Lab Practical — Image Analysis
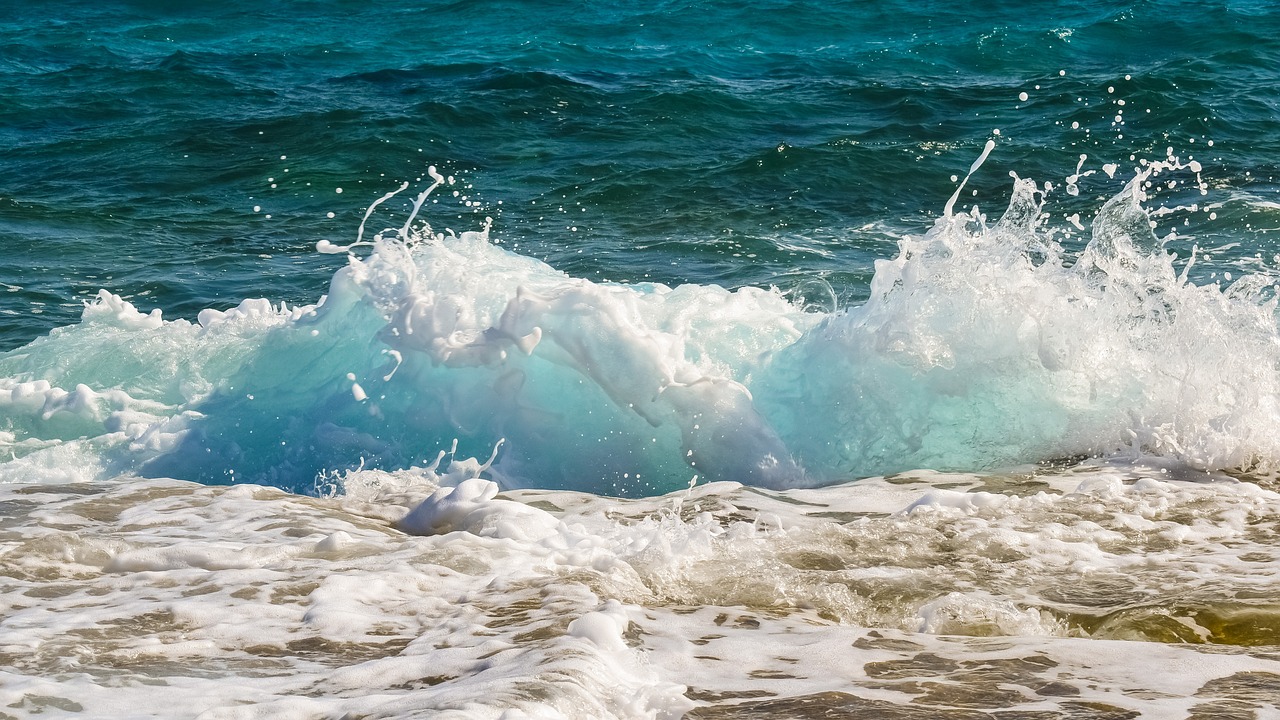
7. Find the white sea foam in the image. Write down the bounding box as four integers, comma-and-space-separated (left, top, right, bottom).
2, 460, 1278, 717
2, 160, 1280, 494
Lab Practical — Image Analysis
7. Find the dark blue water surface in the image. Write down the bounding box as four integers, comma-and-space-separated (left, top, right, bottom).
2, 0, 1280, 350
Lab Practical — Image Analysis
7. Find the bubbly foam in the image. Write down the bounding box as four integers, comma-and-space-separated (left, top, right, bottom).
3, 460, 1278, 717
1, 159, 1279, 494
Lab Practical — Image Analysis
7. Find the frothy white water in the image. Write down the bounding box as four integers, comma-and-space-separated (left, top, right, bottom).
2, 459, 1278, 717
1, 157, 1279, 495
761, 168, 1280, 481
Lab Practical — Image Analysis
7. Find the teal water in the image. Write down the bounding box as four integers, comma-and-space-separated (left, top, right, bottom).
5, 1, 1279, 348
3, 1, 1280, 494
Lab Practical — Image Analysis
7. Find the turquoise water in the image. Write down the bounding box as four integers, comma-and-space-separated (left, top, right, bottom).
4, 1, 1280, 494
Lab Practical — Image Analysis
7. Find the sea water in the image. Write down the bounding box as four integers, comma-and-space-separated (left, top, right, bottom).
3, 1, 1280, 718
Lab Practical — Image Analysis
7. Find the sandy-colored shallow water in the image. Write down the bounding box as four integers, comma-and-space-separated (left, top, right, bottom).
3, 460, 1278, 718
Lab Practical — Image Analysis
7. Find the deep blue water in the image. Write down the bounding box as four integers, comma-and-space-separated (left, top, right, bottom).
4, 0, 1279, 351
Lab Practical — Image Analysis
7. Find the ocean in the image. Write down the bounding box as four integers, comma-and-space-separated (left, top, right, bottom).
3, 1, 1280, 717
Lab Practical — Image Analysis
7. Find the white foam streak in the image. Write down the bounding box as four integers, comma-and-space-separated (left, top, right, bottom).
398, 165, 446, 240
943, 138, 995, 217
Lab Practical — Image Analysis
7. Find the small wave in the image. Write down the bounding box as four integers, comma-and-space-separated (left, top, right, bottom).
2, 155, 1278, 495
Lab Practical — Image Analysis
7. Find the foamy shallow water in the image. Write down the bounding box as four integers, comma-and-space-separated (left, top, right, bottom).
3, 459, 1279, 718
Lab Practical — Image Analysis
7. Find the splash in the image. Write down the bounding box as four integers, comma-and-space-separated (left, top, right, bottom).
759, 157, 1280, 480
1, 156, 1278, 495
